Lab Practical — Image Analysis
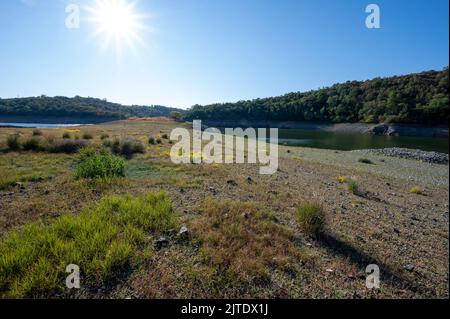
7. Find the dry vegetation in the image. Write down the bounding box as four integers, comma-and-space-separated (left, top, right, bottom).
0, 119, 448, 299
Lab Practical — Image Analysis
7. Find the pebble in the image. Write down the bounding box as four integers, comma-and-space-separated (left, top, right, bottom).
364, 148, 448, 165
404, 264, 415, 272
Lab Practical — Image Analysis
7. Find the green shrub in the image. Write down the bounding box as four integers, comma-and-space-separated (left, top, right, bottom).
156, 138, 162, 145
148, 137, 156, 145
358, 158, 373, 164
62, 132, 71, 139
6, 135, 21, 151
46, 139, 88, 154
0, 192, 174, 298
22, 137, 44, 152
75, 148, 125, 179
296, 202, 325, 235
347, 180, 359, 194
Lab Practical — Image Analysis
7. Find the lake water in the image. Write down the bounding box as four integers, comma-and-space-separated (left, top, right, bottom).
277, 129, 449, 153
219, 128, 448, 154
0, 123, 85, 129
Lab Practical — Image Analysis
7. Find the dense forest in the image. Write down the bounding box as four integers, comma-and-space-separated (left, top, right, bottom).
0, 96, 183, 121
184, 68, 449, 125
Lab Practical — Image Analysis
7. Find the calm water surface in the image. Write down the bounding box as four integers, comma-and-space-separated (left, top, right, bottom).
220, 128, 448, 154
0, 123, 86, 129
278, 129, 449, 153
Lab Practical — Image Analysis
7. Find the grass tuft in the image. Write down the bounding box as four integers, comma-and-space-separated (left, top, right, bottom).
0, 192, 175, 298
358, 158, 374, 164
22, 137, 44, 152
62, 132, 71, 139
6, 135, 21, 151
32, 129, 43, 136
47, 139, 88, 154
347, 180, 359, 194
82, 132, 94, 140
296, 202, 325, 235
108, 138, 146, 158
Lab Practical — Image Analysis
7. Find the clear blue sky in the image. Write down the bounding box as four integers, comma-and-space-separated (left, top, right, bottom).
0, 0, 448, 108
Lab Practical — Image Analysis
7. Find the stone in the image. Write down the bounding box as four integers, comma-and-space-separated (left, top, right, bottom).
154, 237, 169, 250
178, 226, 189, 238
404, 264, 415, 272
227, 180, 238, 186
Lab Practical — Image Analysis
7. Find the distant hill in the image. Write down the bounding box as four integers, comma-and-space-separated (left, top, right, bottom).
184, 68, 449, 125
0, 96, 184, 123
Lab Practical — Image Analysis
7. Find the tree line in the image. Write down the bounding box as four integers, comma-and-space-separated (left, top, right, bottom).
184, 68, 449, 125
0, 96, 183, 120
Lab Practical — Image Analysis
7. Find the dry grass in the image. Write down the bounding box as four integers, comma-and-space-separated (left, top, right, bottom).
191, 200, 306, 283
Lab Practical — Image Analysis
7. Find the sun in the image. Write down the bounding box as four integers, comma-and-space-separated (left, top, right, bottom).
86, 0, 148, 54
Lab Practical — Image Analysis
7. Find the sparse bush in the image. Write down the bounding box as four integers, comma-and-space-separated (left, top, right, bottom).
82, 132, 94, 140
32, 129, 43, 136
22, 137, 44, 152
410, 186, 423, 195
45, 135, 56, 144
148, 137, 156, 145
100, 133, 110, 140
46, 139, 88, 154
347, 180, 359, 194
74, 135, 80, 140
162, 133, 169, 139
358, 158, 373, 164
75, 148, 125, 179
62, 132, 71, 139
102, 139, 113, 148
6, 135, 21, 151
0, 192, 174, 298
107, 138, 146, 158
156, 138, 162, 144
296, 202, 325, 235
110, 138, 121, 154
131, 140, 146, 154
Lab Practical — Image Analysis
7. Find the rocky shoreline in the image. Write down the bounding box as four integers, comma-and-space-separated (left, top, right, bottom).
361, 147, 449, 164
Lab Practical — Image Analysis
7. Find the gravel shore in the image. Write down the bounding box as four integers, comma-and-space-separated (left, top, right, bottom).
362, 148, 449, 165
